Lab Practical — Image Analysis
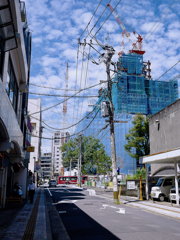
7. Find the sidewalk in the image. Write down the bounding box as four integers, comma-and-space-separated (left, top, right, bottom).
0, 188, 50, 240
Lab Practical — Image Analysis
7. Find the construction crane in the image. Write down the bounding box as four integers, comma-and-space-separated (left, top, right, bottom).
107, 3, 145, 55
62, 63, 69, 143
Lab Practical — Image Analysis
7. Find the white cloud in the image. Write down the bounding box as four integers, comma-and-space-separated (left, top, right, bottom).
24, 0, 180, 153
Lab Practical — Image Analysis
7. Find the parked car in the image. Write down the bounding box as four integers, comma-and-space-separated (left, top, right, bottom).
151, 176, 175, 202
169, 179, 180, 202
49, 180, 57, 188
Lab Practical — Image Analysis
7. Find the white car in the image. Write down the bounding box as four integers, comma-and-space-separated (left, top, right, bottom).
169, 180, 180, 202
151, 176, 175, 202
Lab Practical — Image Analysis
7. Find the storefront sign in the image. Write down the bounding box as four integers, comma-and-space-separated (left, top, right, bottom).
27, 146, 35, 152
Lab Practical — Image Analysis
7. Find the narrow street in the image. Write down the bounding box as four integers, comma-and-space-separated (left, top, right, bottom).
48, 185, 180, 240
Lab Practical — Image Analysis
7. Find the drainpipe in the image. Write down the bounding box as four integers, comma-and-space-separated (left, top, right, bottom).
174, 159, 179, 206
145, 163, 149, 200
2, 167, 7, 208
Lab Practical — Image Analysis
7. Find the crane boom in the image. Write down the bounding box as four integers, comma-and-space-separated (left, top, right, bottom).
107, 3, 145, 55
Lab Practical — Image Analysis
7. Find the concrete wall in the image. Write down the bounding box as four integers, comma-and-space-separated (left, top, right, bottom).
14, 168, 27, 199
149, 98, 180, 175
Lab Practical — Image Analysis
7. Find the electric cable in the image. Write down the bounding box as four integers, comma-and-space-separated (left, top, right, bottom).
30, 91, 103, 131
93, 0, 122, 38
76, 43, 86, 124
29, 92, 99, 97
29, 83, 80, 91
143, 0, 179, 44
79, 0, 103, 39
80, 44, 91, 119
84, 0, 112, 41
29, 78, 113, 116
28, 108, 100, 140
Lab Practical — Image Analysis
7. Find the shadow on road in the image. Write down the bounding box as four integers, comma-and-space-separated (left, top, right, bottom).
56, 202, 121, 240
51, 188, 121, 240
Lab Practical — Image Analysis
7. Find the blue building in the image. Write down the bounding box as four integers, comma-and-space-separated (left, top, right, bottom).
75, 53, 178, 175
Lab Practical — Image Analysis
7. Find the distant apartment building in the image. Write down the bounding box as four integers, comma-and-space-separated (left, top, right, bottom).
51, 131, 70, 177
40, 153, 53, 179
28, 98, 42, 173
0, 0, 32, 208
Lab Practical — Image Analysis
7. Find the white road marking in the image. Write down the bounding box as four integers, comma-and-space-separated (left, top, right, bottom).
52, 199, 78, 205
47, 188, 52, 196
87, 189, 96, 196
100, 204, 125, 214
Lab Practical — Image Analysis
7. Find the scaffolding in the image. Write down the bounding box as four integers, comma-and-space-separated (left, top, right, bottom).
74, 52, 179, 175
112, 53, 178, 115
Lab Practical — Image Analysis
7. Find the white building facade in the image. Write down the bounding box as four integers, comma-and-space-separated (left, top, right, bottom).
40, 153, 53, 180
28, 98, 42, 173
51, 131, 70, 177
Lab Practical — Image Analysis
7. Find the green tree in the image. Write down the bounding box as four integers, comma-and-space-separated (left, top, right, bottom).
124, 113, 150, 161
93, 148, 112, 190
61, 135, 111, 175
61, 138, 79, 169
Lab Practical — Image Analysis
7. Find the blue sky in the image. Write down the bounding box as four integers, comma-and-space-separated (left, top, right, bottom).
24, 0, 180, 152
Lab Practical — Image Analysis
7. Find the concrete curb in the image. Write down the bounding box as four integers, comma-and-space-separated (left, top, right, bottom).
45, 189, 70, 240
44, 189, 52, 240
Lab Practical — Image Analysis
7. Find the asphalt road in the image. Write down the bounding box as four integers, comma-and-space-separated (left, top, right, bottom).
48, 185, 180, 240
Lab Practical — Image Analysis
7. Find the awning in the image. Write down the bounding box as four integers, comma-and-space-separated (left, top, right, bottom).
142, 148, 180, 164
142, 148, 180, 206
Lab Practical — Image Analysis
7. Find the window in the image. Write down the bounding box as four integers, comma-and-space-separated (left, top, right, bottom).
57, 154, 59, 156
0, 47, 5, 79
156, 178, 163, 186
57, 158, 59, 160
6, 59, 18, 113
163, 178, 173, 186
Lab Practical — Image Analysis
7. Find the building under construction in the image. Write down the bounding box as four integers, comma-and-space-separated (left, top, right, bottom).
112, 53, 178, 115
75, 52, 178, 175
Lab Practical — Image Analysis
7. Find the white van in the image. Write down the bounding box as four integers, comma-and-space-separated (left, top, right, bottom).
151, 176, 175, 202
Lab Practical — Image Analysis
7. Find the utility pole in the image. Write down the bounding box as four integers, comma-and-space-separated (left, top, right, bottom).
79, 133, 82, 187
70, 158, 72, 176
76, 133, 83, 187
105, 45, 118, 202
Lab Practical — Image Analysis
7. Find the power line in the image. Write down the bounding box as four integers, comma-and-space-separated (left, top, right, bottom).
29, 92, 99, 97
93, 0, 122, 38
143, 0, 179, 44
156, 60, 180, 81
29, 108, 100, 140
79, 0, 103, 39
30, 102, 100, 131
85, 0, 112, 40
29, 83, 80, 91
29, 78, 112, 116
